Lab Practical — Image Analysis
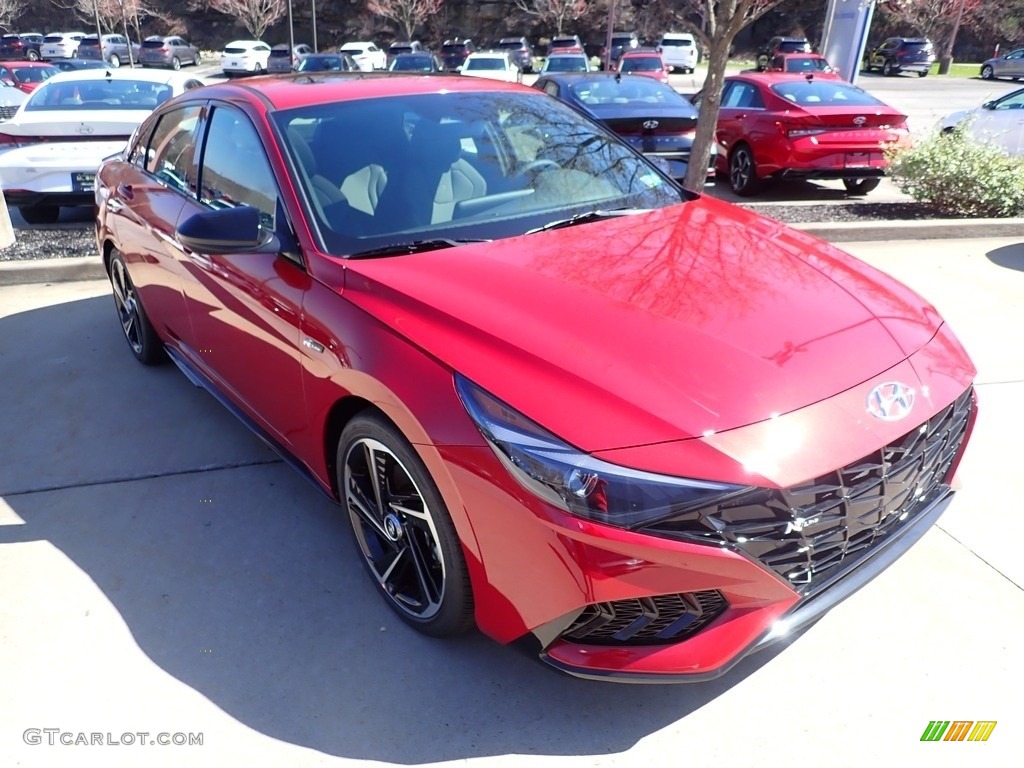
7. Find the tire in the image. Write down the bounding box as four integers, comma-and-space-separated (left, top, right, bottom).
918, 70, 928, 78
27, 49, 40, 61
756, 54, 768, 72
253, 62, 263, 74
109, 53, 120, 68
171, 56, 180, 71
338, 413, 474, 638
843, 178, 881, 195
882, 60, 894, 77
108, 249, 165, 365
193, 53, 202, 67
728, 144, 762, 196
18, 204, 60, 225
981, 64, 994, 80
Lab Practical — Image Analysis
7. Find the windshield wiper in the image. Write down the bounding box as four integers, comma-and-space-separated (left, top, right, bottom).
525, 208, 651, 235
347, 238, 491, 259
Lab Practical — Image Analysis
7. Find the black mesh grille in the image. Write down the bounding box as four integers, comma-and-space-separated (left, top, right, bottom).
563, 590, 727, 645
644, 387, 974, 596
0, 105, 18, 121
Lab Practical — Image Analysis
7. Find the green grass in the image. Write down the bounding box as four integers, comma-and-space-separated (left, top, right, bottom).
927, 61, 983, 78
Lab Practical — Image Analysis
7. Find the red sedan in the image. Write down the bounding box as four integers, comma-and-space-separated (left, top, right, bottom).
0, 61, 59, 93
698, 72, 911, 195
95, 74, 975, 682
617, 50, 670, 83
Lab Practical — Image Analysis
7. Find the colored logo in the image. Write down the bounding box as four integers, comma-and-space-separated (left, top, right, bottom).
921, 721, 997, 742
866, 381, 915, 421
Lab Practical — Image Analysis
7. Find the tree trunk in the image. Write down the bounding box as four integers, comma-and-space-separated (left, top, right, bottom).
937, 55, 953, 75
682, 37, 730, 192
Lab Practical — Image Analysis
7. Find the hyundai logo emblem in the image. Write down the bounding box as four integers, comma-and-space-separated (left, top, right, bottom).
853, 116, 867, 126
76, 124, 94, 135
866, 381, 915, 421
643, 120, 659, 130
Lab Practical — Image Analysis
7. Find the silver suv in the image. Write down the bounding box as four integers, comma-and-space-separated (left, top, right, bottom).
76, 34, 141, 67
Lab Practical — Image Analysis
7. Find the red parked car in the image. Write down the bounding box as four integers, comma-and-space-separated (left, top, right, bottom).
0, 61, 59, 93
696, 72, 911, 195
94, 74, 976, 682
763, 53, 842, 79
616, 50, 670, 83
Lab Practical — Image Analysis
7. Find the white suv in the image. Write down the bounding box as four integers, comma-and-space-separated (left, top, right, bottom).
340, 41, 386, 71
659, 33, 699, 74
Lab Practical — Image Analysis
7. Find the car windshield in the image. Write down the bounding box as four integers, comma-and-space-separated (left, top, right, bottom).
620, 57, 661, 72
550, 40, 578, 49
778, 41, 810, 52
142, 39, 167, 48
784, 58, 832, 73
569, 77, 692, 110
466, 58, 505, 70
11, 67, 56, 82
26, 78, 172, 109
391, 56, 433, 71
498, 41, 523, 49
771, 81, 885, 107
546, 57, 586, 71
298, 56, 346, 71
272, 91, 684, 257
442, 44, 466, 53
661, 39, 692, 48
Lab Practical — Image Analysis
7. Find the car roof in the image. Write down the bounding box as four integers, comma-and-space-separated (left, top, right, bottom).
190, 73, 533, 111
727, 71, 840, 84
620, 50, 661, 57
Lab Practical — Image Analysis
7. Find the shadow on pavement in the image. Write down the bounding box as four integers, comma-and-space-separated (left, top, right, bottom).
985, 242, 1024, 272
0, 296, 789, 762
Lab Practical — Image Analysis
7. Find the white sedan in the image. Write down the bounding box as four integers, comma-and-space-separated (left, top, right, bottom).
221, 40, 272, 76
939, 87, 1024, 155
0, 68, 205, 224
460, 51, 522, 83
339, 41, 386, 71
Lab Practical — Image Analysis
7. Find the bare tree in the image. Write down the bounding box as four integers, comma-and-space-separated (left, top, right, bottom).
205, 0, 288, 40
679, 0, 784, 193
62, 0, 175, 36
0, 0, 27, 33
368, 0, 445, 40
512, 0, 594, 36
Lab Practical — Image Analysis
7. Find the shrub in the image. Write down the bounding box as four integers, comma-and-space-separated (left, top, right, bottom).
886, 126, 1024, 217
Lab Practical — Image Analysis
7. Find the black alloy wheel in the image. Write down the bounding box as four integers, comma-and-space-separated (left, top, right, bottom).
108, 249, 164, 364
339, 414, 474, 637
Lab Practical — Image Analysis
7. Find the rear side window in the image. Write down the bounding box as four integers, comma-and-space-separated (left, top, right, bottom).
144, 105, 203, 195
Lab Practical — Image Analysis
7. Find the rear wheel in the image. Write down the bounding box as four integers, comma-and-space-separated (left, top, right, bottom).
843, 178, 881, 195
729, 144, 762, 196
981, 65, 994, 80
171, 56, 180, 70
18, 204, 60, 225
253, 62, 263, 74
193, 52, 202, 66
882, 60, 894, 76
918, 70, 928, 78
109, 53, 121, 67
338, 413, 474, 638
27, 49, 40, 61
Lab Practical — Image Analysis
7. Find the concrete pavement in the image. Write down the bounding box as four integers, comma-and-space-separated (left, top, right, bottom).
1, 236, 1022, 767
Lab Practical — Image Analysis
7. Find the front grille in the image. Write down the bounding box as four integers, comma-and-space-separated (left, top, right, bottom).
644, 387, 974, 596
0, 105, 17, 121
562, 590, 727, 645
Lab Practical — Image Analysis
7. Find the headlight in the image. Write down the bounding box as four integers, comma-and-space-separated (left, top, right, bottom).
455, 374, 751, 528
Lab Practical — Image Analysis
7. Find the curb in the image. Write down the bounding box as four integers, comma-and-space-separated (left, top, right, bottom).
2, 217, 1023, 286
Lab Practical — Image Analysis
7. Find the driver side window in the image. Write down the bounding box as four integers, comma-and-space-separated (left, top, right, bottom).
198, 106, 280, 228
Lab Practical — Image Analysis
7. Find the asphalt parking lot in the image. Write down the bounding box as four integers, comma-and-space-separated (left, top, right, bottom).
1, 232, 1022, 767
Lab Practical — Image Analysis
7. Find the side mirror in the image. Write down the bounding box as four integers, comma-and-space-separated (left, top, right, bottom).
176, 205, 280, 254
982, 100, 995, 110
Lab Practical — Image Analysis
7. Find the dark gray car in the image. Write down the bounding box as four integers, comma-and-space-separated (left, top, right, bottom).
268, 43, 314, 73
139, 36, 202, 70
76, 34, 141, 67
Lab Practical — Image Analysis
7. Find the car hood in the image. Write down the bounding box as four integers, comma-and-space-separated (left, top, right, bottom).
342, 197, 943, 451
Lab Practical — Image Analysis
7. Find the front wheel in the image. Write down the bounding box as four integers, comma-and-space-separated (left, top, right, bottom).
729, 144, 762, 196
109, 53, 121, 67
18, 204, 60, 225
981, 65, 994, 80
27, 49, 40, 61
108, 249, 164, 365
882, 60, 894, 76
338, 414, 474, 638
918, 70, 928, 78
843, 178, 881, 195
